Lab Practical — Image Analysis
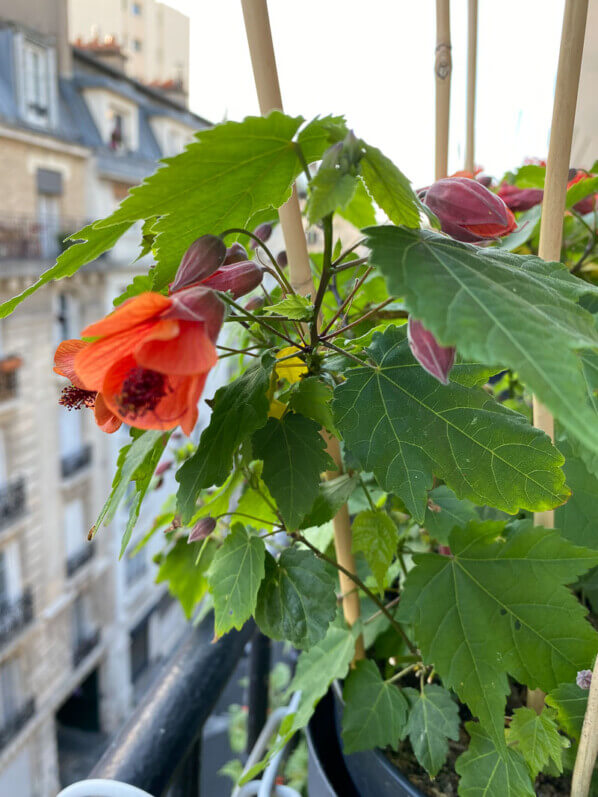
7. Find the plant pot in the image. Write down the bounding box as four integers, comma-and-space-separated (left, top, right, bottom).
330, 680, 425, 797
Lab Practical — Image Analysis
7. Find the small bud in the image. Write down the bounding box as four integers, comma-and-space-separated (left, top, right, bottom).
154, 460, 172, 477
188, 516, 216, 543
245, 296, 265, 312
164, 285, 225, 342
276, 250, 288, 269
438, 545, 452, 556
202, 261, 264, 299
423, 177, 517, 242
171, 235, 226, 292
577, 669, 593, 690
408, 318, 455, 385
497, 183, 543, 212
250, 223, 273, 249
224, 243, 249, 264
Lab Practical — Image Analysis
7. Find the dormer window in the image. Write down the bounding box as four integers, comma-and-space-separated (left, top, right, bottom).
23, 41, 50, 127
108, 107, 131, 153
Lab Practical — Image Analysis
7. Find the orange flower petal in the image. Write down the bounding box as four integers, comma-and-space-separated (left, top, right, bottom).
94, 392, 122, 433
54, 339, 89, 387
81, 292, 172, 339
180, 374, 208, 435
134, 321, 217, 375
74, 320, 177, 391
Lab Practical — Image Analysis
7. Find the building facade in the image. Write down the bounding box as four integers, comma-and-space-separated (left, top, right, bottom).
0, 2, 207, 793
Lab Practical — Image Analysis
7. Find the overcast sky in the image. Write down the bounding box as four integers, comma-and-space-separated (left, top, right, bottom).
166, 1, 565, 187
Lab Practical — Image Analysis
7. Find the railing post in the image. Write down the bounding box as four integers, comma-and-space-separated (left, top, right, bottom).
246, 630, 271, 754
169, 739, 201, 797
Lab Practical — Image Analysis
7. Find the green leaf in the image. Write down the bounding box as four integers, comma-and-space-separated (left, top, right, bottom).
252, 414, 334, 529
333, 326, 568, 523
495, 205, 542, 252
307, 167, 357, 224
398, 520, 598, 742
351, 511, 398, 594
94, 430, 168, 555
207, 524, 266, 635
156, 537, 217, 618
113, 273, 155, 306
300, 473, 359, 530
338, 177, 377, 229
176, 361, 272, 521
424, 485, 479, 545
296, 115, 348, 163
360, 144, 420, 228
505, 707, 566, 778
287, 376, 337, 434
96, 113, 312, 289
255, 548, 337, 649
456, 722, 535, 797
556, 437, 598, 548
546, 683, 588, 742
512, 164, 546, 189
402, 684, 460, 777
341, 660, 408, 753
235, 466, 279, 529
0, 221, 131, 318
364, 225, 598, 458
566, 175, 598, 209
263, 294, 314, 321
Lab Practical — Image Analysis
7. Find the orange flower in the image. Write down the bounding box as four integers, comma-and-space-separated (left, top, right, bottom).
54, 287, 224, 435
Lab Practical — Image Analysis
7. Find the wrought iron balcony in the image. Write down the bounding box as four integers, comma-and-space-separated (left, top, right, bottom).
61, 443, 92, 479
0, 478, 25, 531
0, 589, 33, 648
0, 215, 86, 261
73, 628, 101, 669
66, 544, 95, 577
0, 697, 35, 752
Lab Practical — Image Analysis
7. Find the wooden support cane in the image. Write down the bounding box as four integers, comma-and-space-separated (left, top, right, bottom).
464, 0, 477, 174
435, 0, 452, 180
240, 0, 365, 660
526, 0, 589, 721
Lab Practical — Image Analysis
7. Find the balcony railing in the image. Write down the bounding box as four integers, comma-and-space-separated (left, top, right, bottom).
0, 478, 25, 531
0, 697, 35, 752
61, 443, 92, 479
0, 590, 33, 648
73, 628, 101, 669
0, 215, 86, 261
66, 544, 95, 577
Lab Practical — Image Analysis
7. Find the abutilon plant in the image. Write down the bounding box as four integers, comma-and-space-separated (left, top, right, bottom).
6, 107, 598, 796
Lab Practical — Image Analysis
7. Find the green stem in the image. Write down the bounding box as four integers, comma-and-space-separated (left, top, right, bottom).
218, 293, 303, 349
321, 339, 378, 370
358, 475, 378, 512
322, 297, 396, 341
331, 239, 366, 267
309, 214, 334, 348
320, 267, 373, 337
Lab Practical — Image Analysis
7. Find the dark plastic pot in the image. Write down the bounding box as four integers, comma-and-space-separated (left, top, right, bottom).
330, 680, 425, 797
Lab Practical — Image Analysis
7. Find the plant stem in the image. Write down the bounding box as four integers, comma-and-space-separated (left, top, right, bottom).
321, 340, 378, 370
216, 344, 260, 357
358, 475, 378, 512
322, 297, 396, 341
320, 267, 373, 337
331, 256, 369, 273
309, 214, 334, 348
364, 596, 400, 624
386, 663, 419, 685
216, 511, 277, 527
218, 293, 302, 349
331, 238, 366, 267
220, 226, 292, 291
292, 531, 417, 655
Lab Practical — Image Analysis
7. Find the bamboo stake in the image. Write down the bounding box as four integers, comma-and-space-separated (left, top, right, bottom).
435, 0, 451, 180
464, 0, 477, 174
527, 0, 589, 722
240, 0, 365, 660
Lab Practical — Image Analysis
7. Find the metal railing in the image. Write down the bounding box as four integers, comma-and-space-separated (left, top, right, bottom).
66, 544, 95, 577
73, 628, 101, 669
90, 619, 255, 796
0, 697, 35, 752
61, 443, 92, 479
0, 589, 33, 648
0, 477, 25, 531
0, 215, 86, 260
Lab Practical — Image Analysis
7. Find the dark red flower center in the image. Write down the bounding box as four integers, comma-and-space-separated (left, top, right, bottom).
117, 367, 168, 418
59, 385, 96, 410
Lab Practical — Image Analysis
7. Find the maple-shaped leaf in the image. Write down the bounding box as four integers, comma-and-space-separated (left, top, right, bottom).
505, 707, 566, 779
545, 683, 588, 742
456, 722, 534, 796
402, 684, 460, 777
398, 520, 598, 743
333, 325, 568, 523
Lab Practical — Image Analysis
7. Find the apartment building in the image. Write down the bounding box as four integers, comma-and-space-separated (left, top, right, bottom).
68, 0, 190, 105
0, 1, 208, 793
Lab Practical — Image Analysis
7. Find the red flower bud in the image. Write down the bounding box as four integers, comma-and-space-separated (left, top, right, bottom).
188, 516, 216, 543
202, 261, 264, 299
154, 460, 172, 477
276, 250, 288, 269
171, 235, 226, 293
496, 183, 544, 212
250, 222, 273, 248
568, 170, 597, 215
423, 177, 517, 242
224, 243, 249, 264
408, 317, 455, 385
245, 296, 265, 311
164, 285, 225, 342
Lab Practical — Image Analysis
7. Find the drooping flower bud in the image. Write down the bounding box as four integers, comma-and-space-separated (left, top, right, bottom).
577, 669, 593, 690
171, 235, 226, 292
250, 222, 273, 249
408, 317, 455, 385
224, 243, 249, 264
188, 516, 216, 543
202, 261, 264, 298
568, 170, 597, 215
276, 250, 288, 269
164, 285, 225, 342
245, 296, 265, 312
423, 177, 517, 242
496, 183, 544, 212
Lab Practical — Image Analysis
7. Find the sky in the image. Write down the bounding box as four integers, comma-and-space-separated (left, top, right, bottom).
165, 1, 566, 188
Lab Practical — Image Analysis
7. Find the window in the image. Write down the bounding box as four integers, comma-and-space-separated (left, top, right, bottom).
0, 659, 22, 727
54, 293, 80, 344
133, 39, 142, 52
64, 499, 85, 559
0, 545, 21, 605
132, 2, 142, 15
37, 194, 60, 260
23, 42, 49, 126
108, 107, 132, 153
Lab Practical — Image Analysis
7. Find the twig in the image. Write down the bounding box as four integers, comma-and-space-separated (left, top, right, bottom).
320, 267, 373, 337
321, 297, 396, 341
